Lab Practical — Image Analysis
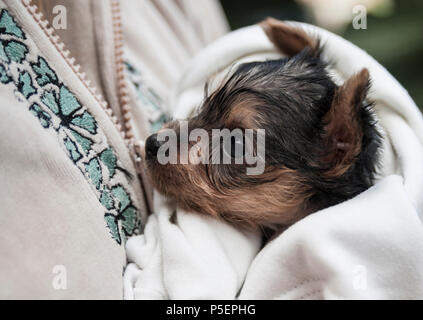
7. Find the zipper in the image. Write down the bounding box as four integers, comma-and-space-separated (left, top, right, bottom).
110, 0, 153, 213
23, 0, 153, 213
110, 0, 133, 141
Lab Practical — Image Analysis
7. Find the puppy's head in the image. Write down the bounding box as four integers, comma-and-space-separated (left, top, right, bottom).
145, 19, 381, 229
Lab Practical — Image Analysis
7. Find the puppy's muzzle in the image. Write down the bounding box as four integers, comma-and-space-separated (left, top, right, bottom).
145, 133, 165, 159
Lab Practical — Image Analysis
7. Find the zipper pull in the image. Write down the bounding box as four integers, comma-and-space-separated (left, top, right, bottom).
130, 140, 154, 216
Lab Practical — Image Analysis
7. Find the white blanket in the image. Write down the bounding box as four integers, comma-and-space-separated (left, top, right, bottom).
123, 23, 423, 299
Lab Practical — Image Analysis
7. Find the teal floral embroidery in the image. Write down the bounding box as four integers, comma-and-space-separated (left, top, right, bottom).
0, 8, 139, 245
42, 85, 83, 119
124, 61, 168, 133
100, 187, 115, 210
70, 130, 93, 154
100, 148, 118, 178
41, 90, 59, 113
58, 85, 82, 116
29, 103, 51, 128
121, 205, 136, 236
112, 185, 131, 212
2, 40, 28, 63
0, 41, 7, 62
104, 214, 122, 244
104, 185, 137, 243
40, 86, 100, 166
0, 10, 25, 39
85, 158, 102, 190
114, 188, 137, 237
31, 56, 57, 86
0, 63, 10, 83
40, 86, 98, 157
70, 111, 96, 134
64, 136, 82, 162
18, 71, 36, 98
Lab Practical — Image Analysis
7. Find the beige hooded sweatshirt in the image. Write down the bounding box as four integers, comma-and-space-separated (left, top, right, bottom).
0, 0, 228, 299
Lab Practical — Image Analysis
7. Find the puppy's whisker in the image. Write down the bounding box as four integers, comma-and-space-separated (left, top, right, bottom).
143, 19, 381, 233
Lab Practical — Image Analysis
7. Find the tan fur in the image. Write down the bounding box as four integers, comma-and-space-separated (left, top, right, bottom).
146, 21, 371, 231
323, 69, 369, 178
148, 158, 312, 230
146, 20, 323, 230
260, 18, 318, 55
225, 97, 264, 129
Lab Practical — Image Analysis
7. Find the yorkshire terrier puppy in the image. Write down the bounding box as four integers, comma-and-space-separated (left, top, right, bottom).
144, 18, 381, 230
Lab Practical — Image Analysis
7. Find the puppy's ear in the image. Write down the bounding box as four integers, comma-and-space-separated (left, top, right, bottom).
322, 68, 370, 176
260, 18, 318, 56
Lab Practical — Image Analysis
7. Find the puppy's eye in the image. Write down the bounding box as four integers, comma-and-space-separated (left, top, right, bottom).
223, 135, 245, 159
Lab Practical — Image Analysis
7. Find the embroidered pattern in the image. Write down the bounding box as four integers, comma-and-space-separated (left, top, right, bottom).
124, 61, 169, 133
0, 8, 139, 245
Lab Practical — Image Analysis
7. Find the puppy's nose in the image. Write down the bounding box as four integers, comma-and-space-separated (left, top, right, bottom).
145, 133, 163, 158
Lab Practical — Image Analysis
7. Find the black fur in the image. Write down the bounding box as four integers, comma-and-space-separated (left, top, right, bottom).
193, 47, 382, 211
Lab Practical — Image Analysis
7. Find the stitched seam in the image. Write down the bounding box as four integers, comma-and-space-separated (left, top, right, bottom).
277, 278, 322, 296
298, 289, 322, 300
0, 6, 139, 245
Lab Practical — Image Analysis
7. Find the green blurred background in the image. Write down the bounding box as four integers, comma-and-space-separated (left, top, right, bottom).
220, 0, 423, 109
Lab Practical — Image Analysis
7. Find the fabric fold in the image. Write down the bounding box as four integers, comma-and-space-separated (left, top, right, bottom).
124, 22, 423, 299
